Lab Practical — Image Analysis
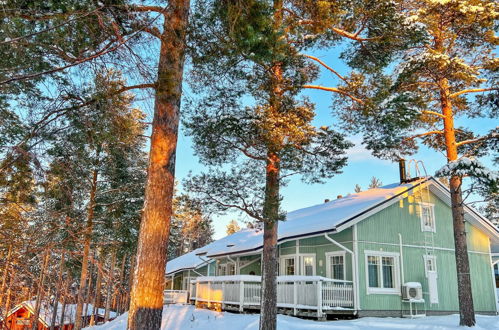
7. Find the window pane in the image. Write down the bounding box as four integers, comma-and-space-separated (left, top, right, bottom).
382, 257, 394, 288
422, 205, 434, 229
304, 257, 314, 276
368, 256, 379, 288
331, 255, 344, 280
285, 258, 295, 275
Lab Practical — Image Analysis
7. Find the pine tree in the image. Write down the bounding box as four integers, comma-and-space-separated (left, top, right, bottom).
168, 194, 214, 259
186, 1, 412, 328
354, 184, 362, 193
226, 220, 241, 235
335, 0, 498, 326
368, 177, 383, 189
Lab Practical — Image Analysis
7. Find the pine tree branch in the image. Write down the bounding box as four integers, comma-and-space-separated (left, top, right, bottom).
407, 130, 443, 140
0, 9, 102, 45
303, 85, 364, 104
142, 26, 162, 39
421, 110, 445, 119
124, 5, 168, 14
449, 87, 498, 98
331, 27, 376, 42
456, 130, 498, 147
301, 54, 349, 84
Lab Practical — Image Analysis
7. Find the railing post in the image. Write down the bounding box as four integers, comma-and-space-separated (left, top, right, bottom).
292, 280, 297, 316
208, 281, 211, 308
221, 281, 226, 310
317, 280, 323, 319
195, 281, 199, 307
239, 281, 244, 312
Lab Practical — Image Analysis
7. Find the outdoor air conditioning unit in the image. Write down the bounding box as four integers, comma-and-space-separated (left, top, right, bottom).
402, 282, 423, 300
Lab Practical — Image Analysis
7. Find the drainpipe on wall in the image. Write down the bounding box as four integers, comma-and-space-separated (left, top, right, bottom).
399, 233, 405, 285
324, 233, 359, 312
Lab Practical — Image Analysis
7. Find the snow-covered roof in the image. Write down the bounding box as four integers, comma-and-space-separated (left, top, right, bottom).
166, 248, 210, 275
7, 301, 117, 327
166, 177, 499, 274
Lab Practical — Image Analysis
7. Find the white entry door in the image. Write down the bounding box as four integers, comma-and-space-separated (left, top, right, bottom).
424, 255, 439, 304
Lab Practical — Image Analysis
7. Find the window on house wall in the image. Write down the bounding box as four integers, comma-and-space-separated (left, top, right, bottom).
326, 252, 345, 280
228, 263, 236, 275
280, 257, 296, 275
423, 255, 437, 275
365, 251, 400, 294
218, 264, 227, 276
303, 256, 314, 276
420, 203, 436, 232
300, 255, 316, 276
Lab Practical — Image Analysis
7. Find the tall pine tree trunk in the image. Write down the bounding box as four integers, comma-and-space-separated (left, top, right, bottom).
105, 251, 116, 323
50, 253, 65, 330
440, 77, 475, 326
259, 152, 280, 330
127, 1, 190, 329
0, 245, 12, 309
31, 250, 50, 330
75, 168, 99, 330
259, 3, 283, 328
90, 253, 103, 326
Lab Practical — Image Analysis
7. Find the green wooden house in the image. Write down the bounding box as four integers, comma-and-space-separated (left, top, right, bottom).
165, 176, 498, 318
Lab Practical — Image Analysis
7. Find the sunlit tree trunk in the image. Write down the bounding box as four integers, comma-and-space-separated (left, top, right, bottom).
31, 250, 50, 330
90, 254, 103, 326
259, 151, 280, 330
0, 245, 12, 309
105, 251, 116, 323
259, 2, 283, 328
439, 76, 475, 326
75, 168, 99, 330
50, 253, 65, 330
127, 1, 190, 329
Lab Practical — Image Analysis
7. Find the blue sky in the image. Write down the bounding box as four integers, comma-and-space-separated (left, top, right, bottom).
172, 48, 496, 240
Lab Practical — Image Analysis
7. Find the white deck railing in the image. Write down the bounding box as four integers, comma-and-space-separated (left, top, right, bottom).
189, 275, 353, 318
164, 290, 189, 304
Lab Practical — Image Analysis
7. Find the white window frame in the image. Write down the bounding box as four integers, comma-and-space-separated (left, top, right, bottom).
364, 250, 401, 295
419, 202, 436, 232
279, 255, 297, 276
300, 253, 316, 276
325, 251, 346, 280
217, 264, 227, 276
423, 255, 437, 277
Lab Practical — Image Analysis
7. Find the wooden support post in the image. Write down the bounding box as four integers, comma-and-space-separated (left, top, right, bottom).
239, 281, 244, 312
293, 281, 297, 316
317, 280, 323, 319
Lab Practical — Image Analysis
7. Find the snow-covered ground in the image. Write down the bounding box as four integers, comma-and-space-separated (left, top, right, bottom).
85, 305, 499, 330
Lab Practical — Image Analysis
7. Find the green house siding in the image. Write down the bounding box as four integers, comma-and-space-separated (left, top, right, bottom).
240, 255, 261, 275
356, 190, 496, 313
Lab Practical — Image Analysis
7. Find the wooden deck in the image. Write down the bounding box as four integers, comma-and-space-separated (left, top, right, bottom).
188, 275, 354, 319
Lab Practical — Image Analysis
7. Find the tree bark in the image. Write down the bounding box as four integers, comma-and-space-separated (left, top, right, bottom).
127, 1, 190, 329
83, 260, 94, 328
75, 168, 99, 330
59, 282, 68, 328
125, 257, 135, 311
31, 250, 50, 330
90, 253, 103, 326
0, 245, 12, 309
105, 251, 116, 323
50, 253, 65, 330
440, 77, 475, 326
259, 2, 283, 328
259, 152, 280, 330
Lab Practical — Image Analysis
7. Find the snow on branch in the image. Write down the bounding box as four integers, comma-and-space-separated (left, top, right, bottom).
436, 157, 499, 190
